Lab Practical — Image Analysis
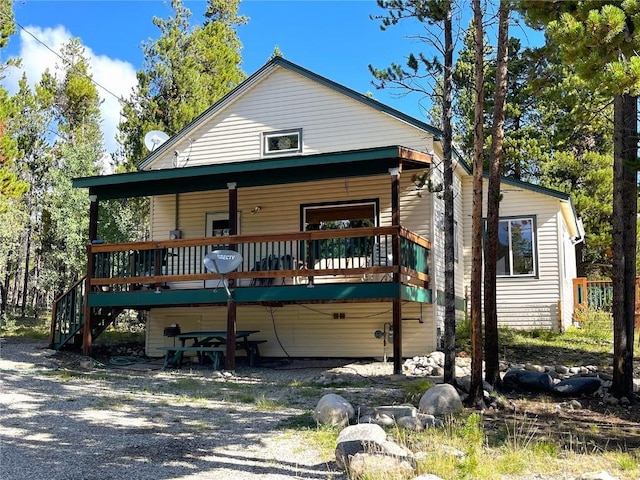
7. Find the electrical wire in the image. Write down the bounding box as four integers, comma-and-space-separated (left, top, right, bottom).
267, 306, 291, 360
11, 19, 127, 105
298, 301, 410, 319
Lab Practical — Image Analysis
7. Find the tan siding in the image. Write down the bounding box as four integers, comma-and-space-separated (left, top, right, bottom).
461, 177, 575, 330
151, 175, 413, 242
147, 69, 434, 170
147, 302, 435, 358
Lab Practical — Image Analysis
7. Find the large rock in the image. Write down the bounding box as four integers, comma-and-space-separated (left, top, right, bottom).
347, 452, 415, 480
418, 383, 463, 416
552, 377, 602, 396
312, 393, 354, 427
456, 375, 493, 394
502, 369, 554, 392
335, 424, 413, 470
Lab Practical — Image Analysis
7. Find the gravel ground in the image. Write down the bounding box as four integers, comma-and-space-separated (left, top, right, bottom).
0, 339, 402, 480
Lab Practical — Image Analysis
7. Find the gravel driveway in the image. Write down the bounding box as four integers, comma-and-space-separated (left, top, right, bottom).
0, 339, 400, 480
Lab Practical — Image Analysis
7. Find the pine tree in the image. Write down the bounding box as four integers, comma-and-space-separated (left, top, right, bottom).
483, 0, 510, 389
370, 0, 458, 383
520, 0, 640, 399
38, 39, 104, 297
118, 0, 246, 168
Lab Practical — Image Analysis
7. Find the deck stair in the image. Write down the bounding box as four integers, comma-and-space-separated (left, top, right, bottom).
50, 276, 124, 350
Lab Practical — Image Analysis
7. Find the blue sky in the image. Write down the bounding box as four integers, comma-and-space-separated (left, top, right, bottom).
4, 1, 537, 155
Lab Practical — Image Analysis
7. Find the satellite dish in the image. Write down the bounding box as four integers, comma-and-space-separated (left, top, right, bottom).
204, 250, 243, 274
204, 250, 243, 298
144, 130, 170, 152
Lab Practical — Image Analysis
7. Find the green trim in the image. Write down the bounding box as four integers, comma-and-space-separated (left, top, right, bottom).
74, 146, 411, 200
236, 283, 399, 302
435, 290, 466, 311
500, 176, 571, 201
88, 283, 413, 307
89, 289, 230, 307
401, 286, 432, 303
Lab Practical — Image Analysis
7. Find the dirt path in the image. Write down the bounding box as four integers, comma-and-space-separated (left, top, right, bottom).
0, 339, 357, 480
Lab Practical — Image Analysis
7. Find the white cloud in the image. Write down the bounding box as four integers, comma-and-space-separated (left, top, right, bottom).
4, 25, 138, 156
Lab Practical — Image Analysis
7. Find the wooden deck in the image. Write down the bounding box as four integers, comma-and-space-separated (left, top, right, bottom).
88, 226, 431, 297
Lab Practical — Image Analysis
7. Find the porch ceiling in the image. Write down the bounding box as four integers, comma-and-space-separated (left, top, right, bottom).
73, 146, 431, 200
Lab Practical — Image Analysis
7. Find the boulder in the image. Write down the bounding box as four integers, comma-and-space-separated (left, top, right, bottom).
336, 423, 387, 445
418, 413, 444, 428
335, 424, 413, 470
575, 472, 619, 480
418, 383, 463, 415
396, 415, 423, 431
359, 412, 395, 427
312, 393, 354, 427
502, 369, 554, 392
347, 452, 415, 480
456, 375, 493, 394
552, 377, 602, 396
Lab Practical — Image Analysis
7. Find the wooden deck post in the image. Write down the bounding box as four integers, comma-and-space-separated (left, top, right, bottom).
82, 195, 99, 356
390, 167, 403, 374
226, 182, 238, 370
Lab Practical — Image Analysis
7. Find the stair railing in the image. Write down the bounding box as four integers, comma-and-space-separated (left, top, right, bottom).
49, 276, 86, 350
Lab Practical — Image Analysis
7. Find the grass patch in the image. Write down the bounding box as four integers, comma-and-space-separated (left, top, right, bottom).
0, 314, 49, 339
402, 377, 433, 403
254, 394, 283, 410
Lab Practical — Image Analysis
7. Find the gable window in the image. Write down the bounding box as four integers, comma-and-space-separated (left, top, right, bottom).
497, 217, 536, 277
263, 129, 302, 155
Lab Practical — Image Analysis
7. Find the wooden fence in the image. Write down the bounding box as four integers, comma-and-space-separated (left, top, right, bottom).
573, 277, 640, 328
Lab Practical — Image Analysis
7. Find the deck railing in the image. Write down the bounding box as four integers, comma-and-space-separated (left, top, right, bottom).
89, 226, 430, 291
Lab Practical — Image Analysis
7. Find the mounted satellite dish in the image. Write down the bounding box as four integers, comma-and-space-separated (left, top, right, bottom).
204, 250, 243, 298
144, 130, 170, 152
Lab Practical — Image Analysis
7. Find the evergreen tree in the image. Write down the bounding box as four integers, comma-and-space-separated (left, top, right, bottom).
520, 0, 640, 398
118, 0, 246, 169
0, 0, 27, 210
484, 0, 510, 389
38, 39, 104, 297
468, 0, 485, 406
370, 0, 458, 382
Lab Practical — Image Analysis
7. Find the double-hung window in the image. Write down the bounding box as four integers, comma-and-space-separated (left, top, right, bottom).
497, 217, 536, 277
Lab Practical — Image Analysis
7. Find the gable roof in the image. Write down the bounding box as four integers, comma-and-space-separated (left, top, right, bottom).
138, 57, 445, 170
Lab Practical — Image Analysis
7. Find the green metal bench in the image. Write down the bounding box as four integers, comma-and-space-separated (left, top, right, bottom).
157, 346, 225, 370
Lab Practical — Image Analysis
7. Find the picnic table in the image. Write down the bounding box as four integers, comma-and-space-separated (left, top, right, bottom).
158, 330, 266, 369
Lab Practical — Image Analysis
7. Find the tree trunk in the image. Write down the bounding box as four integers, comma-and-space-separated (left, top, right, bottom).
0, 250, 11, 316
484, 0, 510, 388
20, 207, 32, 321
442, 1, 456, 386
468, 0, 485, 406
611, 93, 638, 398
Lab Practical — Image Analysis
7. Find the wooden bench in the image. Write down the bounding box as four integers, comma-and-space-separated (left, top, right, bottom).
157, 346, 225, 370
235, 340, 267, 367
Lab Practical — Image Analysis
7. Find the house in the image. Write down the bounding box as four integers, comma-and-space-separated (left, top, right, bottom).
51, 58, 584, 373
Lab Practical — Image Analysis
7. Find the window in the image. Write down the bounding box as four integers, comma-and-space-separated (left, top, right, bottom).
263, 129, 302, 155
301, 200, 378, 261
205, 212, 241, 243
497, 217, 536, 277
